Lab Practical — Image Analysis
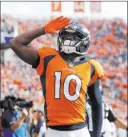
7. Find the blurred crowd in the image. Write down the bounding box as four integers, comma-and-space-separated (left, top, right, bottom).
1, 15, 127, 122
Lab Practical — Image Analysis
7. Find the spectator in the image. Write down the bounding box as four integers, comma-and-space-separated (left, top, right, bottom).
2, 108, 28, 137
32, 110, 46, 137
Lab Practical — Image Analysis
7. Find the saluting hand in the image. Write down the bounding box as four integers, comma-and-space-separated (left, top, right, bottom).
43, 16, 70, 34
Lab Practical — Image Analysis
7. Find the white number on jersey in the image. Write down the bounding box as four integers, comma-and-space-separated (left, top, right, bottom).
54, 72, 82, 101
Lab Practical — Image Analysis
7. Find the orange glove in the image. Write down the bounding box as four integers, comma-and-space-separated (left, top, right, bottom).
43, 16, 70, 34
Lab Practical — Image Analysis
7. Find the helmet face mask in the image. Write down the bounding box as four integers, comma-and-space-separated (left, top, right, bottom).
58, 31, 81, 48
58, 21, 91, 55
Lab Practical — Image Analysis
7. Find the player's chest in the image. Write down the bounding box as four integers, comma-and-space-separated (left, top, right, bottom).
45, 55, 91, 85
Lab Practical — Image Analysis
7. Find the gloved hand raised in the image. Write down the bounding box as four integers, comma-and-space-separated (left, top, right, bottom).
43, 16, 70, 34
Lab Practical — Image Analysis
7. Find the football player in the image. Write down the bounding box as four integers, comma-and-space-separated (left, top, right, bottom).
9, 16, 103, 137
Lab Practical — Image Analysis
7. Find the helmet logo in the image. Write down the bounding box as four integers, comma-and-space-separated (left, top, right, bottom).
64, 40, 70, 45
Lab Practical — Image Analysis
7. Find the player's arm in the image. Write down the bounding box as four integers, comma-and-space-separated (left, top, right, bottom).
9, 28, 45, 66
9, 16, 70, 66
107, 107, 127, 129
114, 118, 127, 129
87, 79, 103, 137
0, 43, 11, 50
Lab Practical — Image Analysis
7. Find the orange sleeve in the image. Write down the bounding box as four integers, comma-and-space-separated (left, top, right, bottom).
35, 47, 57, 76
89, 59, 104, 86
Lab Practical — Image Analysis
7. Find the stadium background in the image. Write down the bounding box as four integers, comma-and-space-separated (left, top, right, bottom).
1, 1, 127, 137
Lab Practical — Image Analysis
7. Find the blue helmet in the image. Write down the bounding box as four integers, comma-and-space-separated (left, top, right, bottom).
58, 21, 91, 55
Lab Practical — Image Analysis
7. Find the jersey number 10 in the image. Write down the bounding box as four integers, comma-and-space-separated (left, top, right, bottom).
54, 72, 82, 101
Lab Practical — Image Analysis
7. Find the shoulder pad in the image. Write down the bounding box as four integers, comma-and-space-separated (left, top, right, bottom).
90, 59, 104, 78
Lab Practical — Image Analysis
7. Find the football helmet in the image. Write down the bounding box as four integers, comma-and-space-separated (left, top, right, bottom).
57, 21, 91, 55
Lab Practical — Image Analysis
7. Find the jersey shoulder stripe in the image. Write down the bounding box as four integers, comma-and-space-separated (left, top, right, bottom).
36, 47, 58, 75
89, 59, 104, 86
